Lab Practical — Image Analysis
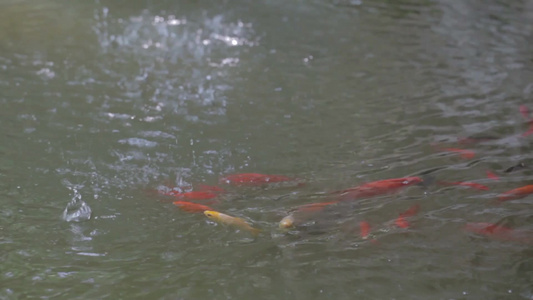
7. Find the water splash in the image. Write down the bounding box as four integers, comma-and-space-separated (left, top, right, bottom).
62, 182, 92, 222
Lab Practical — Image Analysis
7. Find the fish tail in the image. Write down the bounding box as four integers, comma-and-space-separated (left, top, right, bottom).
249, 227, 262, 236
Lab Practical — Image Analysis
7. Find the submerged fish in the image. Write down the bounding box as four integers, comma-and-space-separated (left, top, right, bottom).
464, 222, 532, 244
519, 105, 533, 137
173, 201, 213, 213
196, 184, 226, 193
394, 204, 420, 228
279, 214, 296, 229
457, 136, 499, 145
438, 181, 490, 191
486, 170, 500, 181
335, 176, 423, 201
204, 210, 261, 236
279, 201, 339, 229
497, 184, 533, 202
167, 191, 219, 200
293, 201, 339, 213
439, 148, 476, 159
520, 105, 531, 120
359, 221, 371, 239
219, 173, 298, 186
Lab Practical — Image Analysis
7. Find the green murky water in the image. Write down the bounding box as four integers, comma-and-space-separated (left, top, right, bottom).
1, 0, 533, 299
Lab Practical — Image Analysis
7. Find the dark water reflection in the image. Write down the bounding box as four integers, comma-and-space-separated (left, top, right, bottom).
1, 0, 533, 299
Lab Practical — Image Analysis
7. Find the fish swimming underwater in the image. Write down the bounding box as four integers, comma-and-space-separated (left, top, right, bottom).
486, 170, 500, 181
394, 204, 420, 228
335, 176, 423, 201
464, 222, 532, 244
439, 148, 476, 159
437, 181, 490, 191
497, 184, 533, 202
173, 201, 213, 213
204, 210, 261, 236
166, 191, 219, 201
219, 173, 299, 186
278, 201, 340, 229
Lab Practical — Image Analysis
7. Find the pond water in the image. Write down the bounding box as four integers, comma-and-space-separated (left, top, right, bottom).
1, 0, 533, 299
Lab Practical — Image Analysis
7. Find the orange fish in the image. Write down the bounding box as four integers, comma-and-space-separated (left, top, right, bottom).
497, 184, 533, 202
394, 204, 420, 228
440, 148, 476, 159
359, 221, 371, 239
219, 173, 297, 186
464, 222, 532, 244
438, 181, 490, 191
486, 170, 500, 181
335, 176, 423, 201
173, 201, 213, 213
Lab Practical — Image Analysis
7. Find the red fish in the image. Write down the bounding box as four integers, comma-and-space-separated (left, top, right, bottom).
336, 176, 423, 201
438, 181, 490, 191
173, 201, 213, 213
486, 171, 500, 181
219, 173, 297, 186
464, 222, 532, 244
359, 221, 371, 239
497, 184, 533, 202
395, 204, 420, 228
295, 201, 339, 213
439, 148, 476, 159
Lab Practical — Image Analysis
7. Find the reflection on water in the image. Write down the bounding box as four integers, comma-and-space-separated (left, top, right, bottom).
1, 0, 533, 299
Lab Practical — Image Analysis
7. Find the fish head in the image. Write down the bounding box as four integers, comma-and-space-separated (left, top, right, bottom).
279, 215, 295, 229
204, 210, 220, 220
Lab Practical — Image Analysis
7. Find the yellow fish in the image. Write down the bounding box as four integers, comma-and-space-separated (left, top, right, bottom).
204, 210, 261, 236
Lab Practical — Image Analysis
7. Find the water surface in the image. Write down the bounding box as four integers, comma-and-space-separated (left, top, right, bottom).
1, 0, 533, 299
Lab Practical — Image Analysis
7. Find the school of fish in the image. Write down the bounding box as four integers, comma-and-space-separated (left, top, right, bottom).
151, 105, 533, 244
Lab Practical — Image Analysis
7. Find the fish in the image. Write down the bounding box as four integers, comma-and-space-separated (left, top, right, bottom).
278, 201, 339, 229
219, 173, 298, 186
464, 222, 532, 244
335, 176, 423, 201
522, 124, 533, 137
359, 221, 371, 239
173, 201, 213, 213
457, 136, 499, 145
486, 170, 500, 181
497, 184, 533, 202
504, 162, 528, 173
520, 105, 533, 136
167, 191, 219, 200
437, 181, 490, 191
293, 201, 339, 213
394, 204, 420, 228
196, 184, 226, 193
279, 214, 296, 229
519, 105, 531, 120
204, 210, 261, 236
439, 148, 476, 159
